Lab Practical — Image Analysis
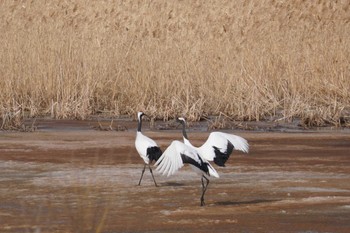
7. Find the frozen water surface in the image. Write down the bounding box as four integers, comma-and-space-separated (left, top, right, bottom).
0, 124, 350, 232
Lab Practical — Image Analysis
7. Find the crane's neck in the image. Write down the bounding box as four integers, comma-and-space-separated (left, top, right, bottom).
137, 116, 142, 132
181, 122, 189, 140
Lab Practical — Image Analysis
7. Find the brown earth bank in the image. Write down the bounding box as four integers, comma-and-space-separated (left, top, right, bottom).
0, 120, 350, 233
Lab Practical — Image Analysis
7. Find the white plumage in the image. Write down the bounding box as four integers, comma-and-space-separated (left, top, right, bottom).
135, 132, 159, 164
135, 112, 162, 186
155, 140, 219, 206
155, 140, 219, 178
178, 117, 249, 167
155, 117, 249, 206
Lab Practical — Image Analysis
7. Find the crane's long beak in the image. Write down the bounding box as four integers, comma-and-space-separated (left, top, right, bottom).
142, 113, 150, 120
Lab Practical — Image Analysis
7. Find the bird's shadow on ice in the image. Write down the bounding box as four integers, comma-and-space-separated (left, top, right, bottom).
161, 181, 186, 187
215, 199, 279, 206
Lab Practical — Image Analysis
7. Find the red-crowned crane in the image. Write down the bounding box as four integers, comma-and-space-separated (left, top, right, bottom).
177, 117, 249, 167
155, 140, 219, 206
135, 112, 162, 187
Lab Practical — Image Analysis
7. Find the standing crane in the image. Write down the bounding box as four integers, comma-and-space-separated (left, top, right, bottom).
135, 112, 162, 186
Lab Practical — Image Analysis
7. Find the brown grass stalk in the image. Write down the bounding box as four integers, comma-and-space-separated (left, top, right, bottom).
1, 0, 349, 127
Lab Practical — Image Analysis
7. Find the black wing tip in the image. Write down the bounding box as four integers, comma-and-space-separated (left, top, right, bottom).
212, 141, 234, 166
213, 157, 226, 167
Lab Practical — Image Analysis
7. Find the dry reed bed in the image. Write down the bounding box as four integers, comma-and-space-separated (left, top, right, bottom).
0, 0, 349, 128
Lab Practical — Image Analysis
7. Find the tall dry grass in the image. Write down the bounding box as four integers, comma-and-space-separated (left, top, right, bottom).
1, 0, 349, 128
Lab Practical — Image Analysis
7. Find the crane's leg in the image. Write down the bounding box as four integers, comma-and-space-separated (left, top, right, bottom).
200, 176, 210, 206
138, 164, 147, 186
148, 164, 158, 187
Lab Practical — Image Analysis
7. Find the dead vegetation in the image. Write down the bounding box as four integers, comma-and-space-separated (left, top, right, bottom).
0, 0, 349, 128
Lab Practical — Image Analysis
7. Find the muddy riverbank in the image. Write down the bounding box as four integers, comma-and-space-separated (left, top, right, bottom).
0, 120, 350, 232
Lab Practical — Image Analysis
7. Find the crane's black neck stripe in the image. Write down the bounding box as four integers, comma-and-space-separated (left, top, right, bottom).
137, 117, 142, 132
181, 153, 209, 175
181, 122, 189, 140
